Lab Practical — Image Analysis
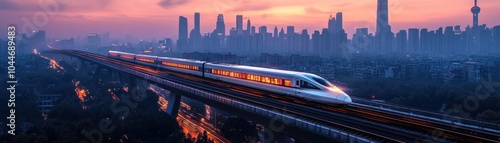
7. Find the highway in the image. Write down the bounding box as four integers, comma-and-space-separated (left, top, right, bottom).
51, 50, 500, 143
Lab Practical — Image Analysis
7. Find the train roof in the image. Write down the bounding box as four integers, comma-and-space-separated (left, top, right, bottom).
136, 54, 159, 58
207, 63, 320, 78
157, 56, 206, 63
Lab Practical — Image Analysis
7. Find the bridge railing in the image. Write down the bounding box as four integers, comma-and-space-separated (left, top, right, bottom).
352, 97, 500, 133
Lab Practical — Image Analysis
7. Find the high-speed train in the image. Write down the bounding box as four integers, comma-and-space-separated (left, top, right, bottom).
108, 51, 352, 105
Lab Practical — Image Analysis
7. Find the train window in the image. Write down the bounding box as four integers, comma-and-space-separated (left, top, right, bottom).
162, 62, 199, 71
311, 77, 333, 88
284, 80, 291, 87
300, 81, 320, 90
137, 58, 155, 63
212, 68, 291, 87
121, 55, 134, 60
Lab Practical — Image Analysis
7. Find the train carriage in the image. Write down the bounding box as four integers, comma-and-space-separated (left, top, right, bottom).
157, 57, 204, 76
108, 51, 136, 62
204, 63, 352, 105
135, 54, 159, 67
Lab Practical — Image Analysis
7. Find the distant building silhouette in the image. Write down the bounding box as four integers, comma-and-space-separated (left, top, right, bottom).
376, 0, 390, 35
189, 13, 202, 52
408, 28, 419, 53
177, 16, 188, 51
328, 15, 336, 33
87, 33, 101, 48
246, 19, 251, 35
471, 0, 481, 27
236, 15, 243, 35
214, 14, 225, 36
335, 12, 343, 32
396, 30, 407, 53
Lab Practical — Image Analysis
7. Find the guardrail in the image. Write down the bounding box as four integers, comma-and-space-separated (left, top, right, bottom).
352, 97, 500, 134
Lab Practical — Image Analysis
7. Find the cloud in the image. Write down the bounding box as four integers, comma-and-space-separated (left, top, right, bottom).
55, 14, 89, 20
304, 7, 328, 14
229, 4, 272, 12
0, 0, 41, 11
158, 0, 191, 8
59, 0, 113, 12
0, 0, 16, 10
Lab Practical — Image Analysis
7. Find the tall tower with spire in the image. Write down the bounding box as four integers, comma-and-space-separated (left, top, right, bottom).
376, 0, 390, 35
471, 0, 481, 27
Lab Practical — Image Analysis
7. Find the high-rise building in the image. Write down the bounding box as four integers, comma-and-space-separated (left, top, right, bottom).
396, 30, 407, 53
493, 26, 500, 54
247, 19, 251, 31
273, 26, 278, 38
194, 12, 200, 33
312, 30, 322, 54
408, 28, 419, 52
178, 16, 188, 51
236, 15, 243, 35
321, 28, 331, 55
259, 26, 267, 34
251, 26, 256, 35
435, 27, 444, 53
178, 16, 188, 40
335, 12, 343, 32
420, 28, 431, 52
215, 14, 225, 36
443, 26, 455, 53
189, 13, 202, 51
328, 15, 336, 33
87, 33, 101, 48
287, 26, 295, 35
353, 28, 370, 51
471, 0, 481, 27
376, 0, 390, 35
279, 28, 285, 38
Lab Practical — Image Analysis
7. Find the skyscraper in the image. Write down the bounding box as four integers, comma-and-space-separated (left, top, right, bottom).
273, 26, 278, 38
251, 26, 256, 35
189, 13, 202, 51
396, 30, 407, 53
420, 28, 429, 52
178, 16, 188, 51
376, 0, 390, 35
178, 16, 188, 40
247, 19, 251, 32
471, 0, 481, 27
194, 12, 200, 33
335, 12, 343, 32
493, 26, 500, 54
328, 15, 336, 33
236, 15, 243, 35
408, 28, 419, 53
287, 26, 295, 35
215, 14, 225, 36
259, 26, 267, 34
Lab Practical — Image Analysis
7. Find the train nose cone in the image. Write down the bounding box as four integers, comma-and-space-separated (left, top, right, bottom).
343, 95, 352, 103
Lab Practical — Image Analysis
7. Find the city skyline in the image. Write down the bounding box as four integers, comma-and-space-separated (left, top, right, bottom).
1, 0, 500, 39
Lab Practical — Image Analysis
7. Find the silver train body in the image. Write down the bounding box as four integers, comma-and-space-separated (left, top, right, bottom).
108, 51, 352, 105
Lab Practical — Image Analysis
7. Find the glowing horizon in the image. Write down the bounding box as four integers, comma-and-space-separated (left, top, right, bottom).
1, 0, 499, 39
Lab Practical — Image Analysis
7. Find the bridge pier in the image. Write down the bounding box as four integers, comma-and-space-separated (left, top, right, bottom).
79, 60, 89, 77
166, 92, 181, 118
118, 72, 128, 86
91, 65, 104, 84
263, 127, 294, 143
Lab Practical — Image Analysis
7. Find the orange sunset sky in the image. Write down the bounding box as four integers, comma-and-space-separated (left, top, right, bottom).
1, 0, 500, 40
